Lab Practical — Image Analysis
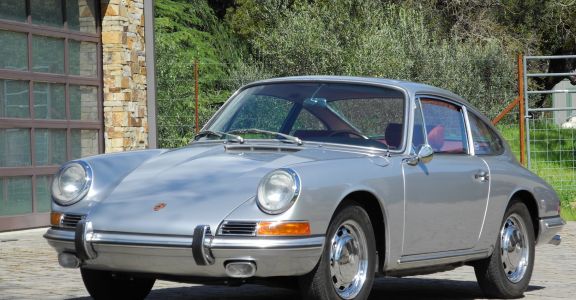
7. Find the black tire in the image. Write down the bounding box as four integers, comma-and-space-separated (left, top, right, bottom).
299, 204, 376, 300
474, 200, 535, 299
81, 268, 155, 300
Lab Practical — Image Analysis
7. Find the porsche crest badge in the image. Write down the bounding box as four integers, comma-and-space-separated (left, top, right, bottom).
153, 202, 167, 211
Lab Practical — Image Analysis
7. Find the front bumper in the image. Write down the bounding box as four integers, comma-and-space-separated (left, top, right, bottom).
537, 215, 565, 246
44, 226, 324, 278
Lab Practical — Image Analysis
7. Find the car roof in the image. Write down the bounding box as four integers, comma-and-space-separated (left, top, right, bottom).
248, 75, 472, 107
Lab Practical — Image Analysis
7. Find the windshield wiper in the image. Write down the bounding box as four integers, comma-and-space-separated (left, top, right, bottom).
227, 128, 303, 145
194, 130, 244, 143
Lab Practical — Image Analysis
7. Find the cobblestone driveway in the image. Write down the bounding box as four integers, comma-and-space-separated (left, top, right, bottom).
1, 223, 573, 299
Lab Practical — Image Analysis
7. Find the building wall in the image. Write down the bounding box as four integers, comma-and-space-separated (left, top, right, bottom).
101, 0, 149, 152
0, 0, 155, 231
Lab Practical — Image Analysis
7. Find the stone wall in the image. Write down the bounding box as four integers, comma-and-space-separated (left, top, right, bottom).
101, 0, 148, 152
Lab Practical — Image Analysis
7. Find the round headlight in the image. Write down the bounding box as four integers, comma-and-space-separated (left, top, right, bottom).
52, 161, 92, 205
257, 169, 300, 214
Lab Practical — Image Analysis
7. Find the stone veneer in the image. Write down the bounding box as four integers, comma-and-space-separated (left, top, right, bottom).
101, 0, 148, 152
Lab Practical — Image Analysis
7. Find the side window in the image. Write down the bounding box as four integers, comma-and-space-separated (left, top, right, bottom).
468, 112, 504, 155
421, 98, 468, 154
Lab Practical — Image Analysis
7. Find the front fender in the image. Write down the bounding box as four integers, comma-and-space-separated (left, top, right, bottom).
222, 156, 404, 245
51, 149, 168, 215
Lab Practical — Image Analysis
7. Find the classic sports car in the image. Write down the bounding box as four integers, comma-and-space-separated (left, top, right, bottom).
45, 76, 564, 300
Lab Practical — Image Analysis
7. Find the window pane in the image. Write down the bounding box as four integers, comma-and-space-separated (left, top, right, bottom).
291, 109, 326, 133
0, 129, 31, 167
0, 79, 30, 118
468, 112, 504, 155
227, 96, 293, 132
0, 176, 33, 216
67, 0, 97, 33
421, 99, 468, 154
71, 129, 98, 159
70, 85, 98, 120
34, 82, 66, 119
0, 0, 27, 22
36, 175, 53, 213
35, 129, 67, 166
32, 35, 65, 74
0, 30, 28, 71
69, 40, 98, 77
31, 0, 64, 28
329, 97, 404, 137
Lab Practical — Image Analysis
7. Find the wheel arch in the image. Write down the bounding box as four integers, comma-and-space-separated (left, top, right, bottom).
510, 190, 540, 241
334, 191, 387, 273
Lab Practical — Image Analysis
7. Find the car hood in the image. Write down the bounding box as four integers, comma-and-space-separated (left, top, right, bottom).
87, 142, 367, 235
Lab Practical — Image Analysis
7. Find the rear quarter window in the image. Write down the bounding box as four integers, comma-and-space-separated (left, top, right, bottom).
467, 112, 504, 155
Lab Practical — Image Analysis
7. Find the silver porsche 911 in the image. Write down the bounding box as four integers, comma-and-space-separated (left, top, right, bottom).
45, 76, 564, 300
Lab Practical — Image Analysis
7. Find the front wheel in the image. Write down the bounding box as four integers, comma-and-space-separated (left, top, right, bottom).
81, 268, 155, 300
474, 201, 535, 298
300, 204, 376, 300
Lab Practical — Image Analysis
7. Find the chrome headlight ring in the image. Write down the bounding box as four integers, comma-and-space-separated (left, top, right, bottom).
51, 161, 93, 206
256, 168, 301, 215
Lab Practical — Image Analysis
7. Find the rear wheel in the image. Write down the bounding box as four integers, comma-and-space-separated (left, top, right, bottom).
474, 201, 535, 298
300, 204, 376, 300
81, 268, 155, 300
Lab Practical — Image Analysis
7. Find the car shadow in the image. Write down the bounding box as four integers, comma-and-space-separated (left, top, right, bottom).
371, 277, 544, 299
65, 277, 545, 300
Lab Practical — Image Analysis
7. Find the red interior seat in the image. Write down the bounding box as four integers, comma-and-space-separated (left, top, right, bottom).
427, 125, 445, 152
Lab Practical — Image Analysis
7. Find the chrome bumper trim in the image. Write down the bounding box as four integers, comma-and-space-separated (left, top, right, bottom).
192, 225, 215, 265
210, 235, 325, 250
91, 231, 193, 248
44, 228, 75, 242
44, 228, 325, 251
538, 215, 565, 246
75, 220, 97, 260
44, 228, 324, 277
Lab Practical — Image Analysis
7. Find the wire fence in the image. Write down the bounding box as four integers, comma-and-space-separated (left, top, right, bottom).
523, 55, 576, 212
527, 116, 576, 210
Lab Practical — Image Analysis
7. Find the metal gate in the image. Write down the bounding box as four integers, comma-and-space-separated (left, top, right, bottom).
524, 55, 576, 208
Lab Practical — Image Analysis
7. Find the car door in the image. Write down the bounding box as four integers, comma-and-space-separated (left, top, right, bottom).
401, 97, 490, 256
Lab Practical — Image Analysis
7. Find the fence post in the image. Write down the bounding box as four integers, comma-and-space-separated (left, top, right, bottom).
194, 59, 199, 134
518, 53, 526, 165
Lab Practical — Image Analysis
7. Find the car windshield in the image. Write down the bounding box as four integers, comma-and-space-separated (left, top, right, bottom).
199, 82, 406, 150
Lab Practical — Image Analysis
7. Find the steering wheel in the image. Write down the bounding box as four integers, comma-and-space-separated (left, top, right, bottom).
328, 130, 369, 139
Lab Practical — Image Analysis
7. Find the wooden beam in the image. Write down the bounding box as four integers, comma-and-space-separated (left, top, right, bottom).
492, 96, 519, 125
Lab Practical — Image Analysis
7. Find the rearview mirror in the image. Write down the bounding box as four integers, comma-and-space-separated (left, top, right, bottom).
303, 97, 328, 108
406, 144, 434, 166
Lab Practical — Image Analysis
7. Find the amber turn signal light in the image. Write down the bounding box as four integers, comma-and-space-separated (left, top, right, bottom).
50, 212, 63, 227
257, 221, 311, 236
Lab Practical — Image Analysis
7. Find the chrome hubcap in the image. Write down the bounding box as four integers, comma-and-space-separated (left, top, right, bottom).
329, 220, 368, 299
500, 213, 529, 283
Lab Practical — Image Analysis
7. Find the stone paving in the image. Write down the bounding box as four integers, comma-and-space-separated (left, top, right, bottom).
0, 223, 574, 299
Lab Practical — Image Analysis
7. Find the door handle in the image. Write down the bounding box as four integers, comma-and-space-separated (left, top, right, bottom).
474, 171, 489, 182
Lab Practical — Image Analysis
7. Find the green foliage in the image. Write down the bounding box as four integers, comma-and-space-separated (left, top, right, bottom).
155, 0, 575, 148
155, 0, 246, 147
401, 0, 576, 55
229, 1, 517, 118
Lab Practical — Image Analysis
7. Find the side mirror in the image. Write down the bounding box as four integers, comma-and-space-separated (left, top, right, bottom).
406, 144, 434, 166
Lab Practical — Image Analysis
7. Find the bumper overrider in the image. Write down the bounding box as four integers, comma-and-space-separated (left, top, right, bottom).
44, 220, 324, 278
537, 216, 565, 246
